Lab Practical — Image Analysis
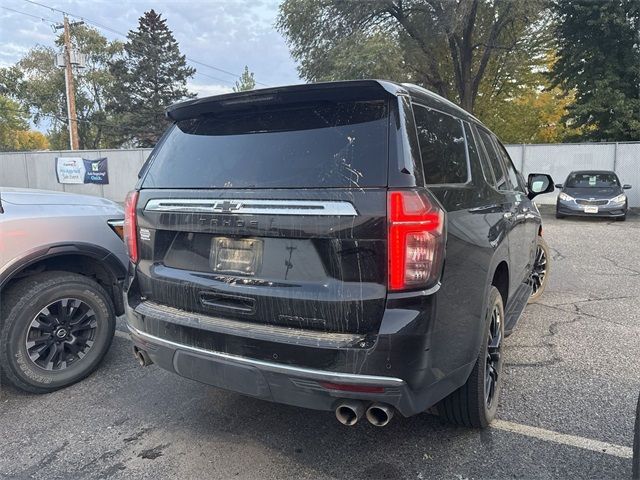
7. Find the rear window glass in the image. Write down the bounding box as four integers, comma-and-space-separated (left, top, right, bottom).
142, 100, 389, 189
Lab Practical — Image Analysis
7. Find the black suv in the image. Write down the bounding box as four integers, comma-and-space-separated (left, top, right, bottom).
124, 81, 554, 428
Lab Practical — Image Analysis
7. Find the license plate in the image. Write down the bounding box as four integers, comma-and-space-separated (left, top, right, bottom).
584, 206, 599, 214
210, 238, 263, 275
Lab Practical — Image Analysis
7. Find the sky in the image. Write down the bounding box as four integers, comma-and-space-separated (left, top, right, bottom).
0, 0, 301, 97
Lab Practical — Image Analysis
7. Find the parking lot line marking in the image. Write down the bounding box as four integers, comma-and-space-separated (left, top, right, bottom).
114, 330, 129, 340
492, 419, 633, 459
107, 331, 633, 460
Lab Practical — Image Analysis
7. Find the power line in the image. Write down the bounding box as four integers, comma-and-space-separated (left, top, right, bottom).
20, 1, 237, 88
5, 2, 234, 88
0, 5, 56, 24
20, 0, 269, 87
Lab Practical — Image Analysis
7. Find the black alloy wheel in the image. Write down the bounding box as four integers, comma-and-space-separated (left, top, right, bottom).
485, 303, 502, 409
25, 298, 98, 371
0, 271, 115, 393
531, 244, 547, 295
529, 236, 551, 303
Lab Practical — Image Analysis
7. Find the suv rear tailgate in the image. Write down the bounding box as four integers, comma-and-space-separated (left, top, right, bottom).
134, 188, 387, 334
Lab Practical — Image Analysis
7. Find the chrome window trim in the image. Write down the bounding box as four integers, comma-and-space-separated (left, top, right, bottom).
144, 198, 358, 216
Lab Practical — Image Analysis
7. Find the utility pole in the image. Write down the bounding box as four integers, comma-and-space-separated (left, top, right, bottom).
55, 16, 83, 150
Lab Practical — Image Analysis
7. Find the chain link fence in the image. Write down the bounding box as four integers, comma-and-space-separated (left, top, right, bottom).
505, 142, 640, 207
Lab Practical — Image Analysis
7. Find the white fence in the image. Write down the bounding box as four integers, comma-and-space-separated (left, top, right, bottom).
1, 142, 638, 206
0, 149, 151, 203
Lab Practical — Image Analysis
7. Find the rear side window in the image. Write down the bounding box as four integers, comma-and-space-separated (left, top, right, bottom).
412, 104, 469, 185
464, 122, 492, 184
494, 140, 525, 192
142, 100, 389, 189
476, 128, 508, 191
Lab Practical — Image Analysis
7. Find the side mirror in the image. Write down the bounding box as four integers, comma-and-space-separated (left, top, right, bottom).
623, 184, 632, 190
554, 183, 563, 189
527, 173, 555, 200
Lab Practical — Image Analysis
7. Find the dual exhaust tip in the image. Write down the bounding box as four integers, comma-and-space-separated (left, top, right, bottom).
335, 400, 394, 427
133, 347, 391, 426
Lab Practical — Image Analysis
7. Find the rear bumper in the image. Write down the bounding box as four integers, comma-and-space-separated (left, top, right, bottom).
124, 297, 475, 417
128, 324, 413, 413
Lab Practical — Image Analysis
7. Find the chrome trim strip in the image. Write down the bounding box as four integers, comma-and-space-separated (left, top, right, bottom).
134, 300, 364, 348
144, 198, 358, 216
127, 325, 405, 387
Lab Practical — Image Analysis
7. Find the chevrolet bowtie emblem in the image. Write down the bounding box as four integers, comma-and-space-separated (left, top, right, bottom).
214, 200, 243, 213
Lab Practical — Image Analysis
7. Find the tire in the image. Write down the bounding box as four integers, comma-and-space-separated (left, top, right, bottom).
528, 236, 550, 304
616, 215, 626, 222
555, 212, 565, 219
435, 286, 505, 428
0, 271, 115, 393
633, 393, 640, 480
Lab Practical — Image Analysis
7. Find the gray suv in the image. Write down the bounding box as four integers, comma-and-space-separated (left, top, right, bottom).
0, 188, 127, 393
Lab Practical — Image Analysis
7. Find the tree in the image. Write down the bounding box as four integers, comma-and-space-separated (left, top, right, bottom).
234, 66, 256, 92
479, 86, 579, 143
109, 10, 195, 147
550, 0, 640, 141
277, 0, 548, 113
476, 53, 581, 143
0, 26, 123, 150
0, 95, 49, 151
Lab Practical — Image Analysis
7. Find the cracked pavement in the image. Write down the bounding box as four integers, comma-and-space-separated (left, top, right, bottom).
1, 209, 639, 479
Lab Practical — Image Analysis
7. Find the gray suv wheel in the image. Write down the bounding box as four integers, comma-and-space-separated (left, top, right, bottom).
1, 271, 115, 393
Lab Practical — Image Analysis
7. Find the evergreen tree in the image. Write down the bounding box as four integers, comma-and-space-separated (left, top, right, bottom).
233, 66, 256, 92
109, 10, 195, 147
550, 0, 640, 141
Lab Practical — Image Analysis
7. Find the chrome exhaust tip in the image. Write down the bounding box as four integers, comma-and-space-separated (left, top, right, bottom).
133, 346, 153, 367
366, 403, 394, 427
335, 400, 365, 426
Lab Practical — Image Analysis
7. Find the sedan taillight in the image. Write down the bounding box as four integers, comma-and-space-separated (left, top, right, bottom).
388, 190, 445, 291
124, 191, 139, 264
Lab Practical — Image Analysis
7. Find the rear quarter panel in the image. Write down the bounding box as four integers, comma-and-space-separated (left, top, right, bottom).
426, 178, 510, 381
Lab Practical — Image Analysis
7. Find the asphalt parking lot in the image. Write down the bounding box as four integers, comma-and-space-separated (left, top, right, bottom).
1, 209, 639, 479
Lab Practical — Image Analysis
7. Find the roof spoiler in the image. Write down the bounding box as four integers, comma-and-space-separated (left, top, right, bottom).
165, 80, 408, 122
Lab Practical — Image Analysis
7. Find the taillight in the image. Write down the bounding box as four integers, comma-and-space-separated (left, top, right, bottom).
124, 190, 139, 263
388, 190, 445, 291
